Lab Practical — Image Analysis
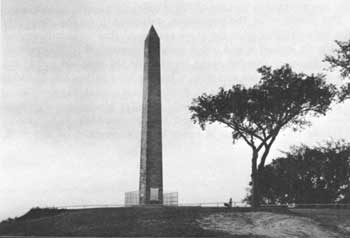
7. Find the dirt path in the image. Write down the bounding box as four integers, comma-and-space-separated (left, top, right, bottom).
197, 211, 344, 238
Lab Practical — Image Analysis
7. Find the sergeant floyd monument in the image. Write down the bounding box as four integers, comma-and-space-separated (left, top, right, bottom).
139, 26, 163, 205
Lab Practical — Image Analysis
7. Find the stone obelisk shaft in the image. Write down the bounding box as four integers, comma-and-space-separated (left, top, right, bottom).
139, 26, 163, 205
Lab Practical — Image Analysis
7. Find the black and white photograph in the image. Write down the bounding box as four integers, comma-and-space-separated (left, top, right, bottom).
1, 0, 350, 237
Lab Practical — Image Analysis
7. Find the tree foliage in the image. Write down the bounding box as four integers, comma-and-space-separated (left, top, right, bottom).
245, 140, 350, 204
189, 64, 336, 207
325, 39, 350, 101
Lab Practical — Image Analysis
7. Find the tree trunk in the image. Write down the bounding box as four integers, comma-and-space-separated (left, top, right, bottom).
251, 150, 259, 208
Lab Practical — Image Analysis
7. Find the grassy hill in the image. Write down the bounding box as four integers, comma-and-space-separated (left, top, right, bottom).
0, 206, 237, 237
1, 206, 349, 237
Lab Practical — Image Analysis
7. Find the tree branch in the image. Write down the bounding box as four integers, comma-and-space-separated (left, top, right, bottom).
218, 118, 254, 147
258, 133, 278, 170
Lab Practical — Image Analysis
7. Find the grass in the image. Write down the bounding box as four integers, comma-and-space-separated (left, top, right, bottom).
0, 206, 240, 237
1, 206, 348, 237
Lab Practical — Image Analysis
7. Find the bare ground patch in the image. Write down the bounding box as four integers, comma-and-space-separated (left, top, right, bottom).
197, 211, 344, 238
291, 208, 350, 235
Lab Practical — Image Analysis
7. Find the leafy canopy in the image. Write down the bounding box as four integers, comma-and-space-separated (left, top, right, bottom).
249, 140, 350, 204
325, 39, 350, 100
190, 64, 336, 148
325, 40, 350, 79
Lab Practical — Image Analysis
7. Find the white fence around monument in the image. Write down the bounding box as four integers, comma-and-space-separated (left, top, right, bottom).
124, 191, 139, 206
124, 191, 179, 206
163, 192, 178, 206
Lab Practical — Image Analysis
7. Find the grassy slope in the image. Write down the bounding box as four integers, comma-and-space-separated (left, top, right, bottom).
1, 207, 348, 237
0, 207, 238, 237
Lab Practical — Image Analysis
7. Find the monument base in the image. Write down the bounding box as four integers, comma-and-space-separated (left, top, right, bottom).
124, 191, 178, 206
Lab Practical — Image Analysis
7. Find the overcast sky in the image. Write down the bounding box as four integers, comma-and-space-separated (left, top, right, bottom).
1, 0, 350, 220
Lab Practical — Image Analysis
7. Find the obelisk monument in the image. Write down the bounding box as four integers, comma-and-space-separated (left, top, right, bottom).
139, 26, 163, 205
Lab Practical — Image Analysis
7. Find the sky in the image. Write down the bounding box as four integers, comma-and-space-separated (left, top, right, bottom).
1, 0, 350, 220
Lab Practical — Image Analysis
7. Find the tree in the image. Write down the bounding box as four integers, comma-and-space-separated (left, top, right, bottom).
246, 140, 350, 204
324, 39, 350, 101
189, 64, 336, 208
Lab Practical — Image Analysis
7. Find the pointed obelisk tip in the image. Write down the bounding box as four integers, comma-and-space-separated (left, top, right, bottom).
147, 25, 159, 38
